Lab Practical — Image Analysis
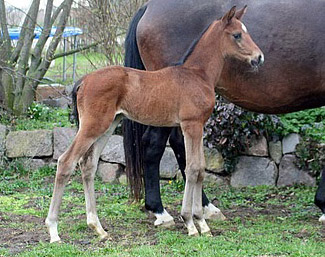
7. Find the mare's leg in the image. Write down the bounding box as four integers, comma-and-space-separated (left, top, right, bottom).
46, 116, 115, 243
142, 126, 175, 226
181, 121, 210, 235
79, 116, 123, 240
315, 168, 325, 223
169, 128, 225, 221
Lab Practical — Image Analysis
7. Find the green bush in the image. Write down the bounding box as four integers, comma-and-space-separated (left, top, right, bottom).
1, 102, 72, 131
204, 96, 281, 173
279, 107, 325, 141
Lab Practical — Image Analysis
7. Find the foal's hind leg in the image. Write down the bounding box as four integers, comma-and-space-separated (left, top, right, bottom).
46, 115, 116, 243
46, 131, 99, 243
79, 116, 123, 240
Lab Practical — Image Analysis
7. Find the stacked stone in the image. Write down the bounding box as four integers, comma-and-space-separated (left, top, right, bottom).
0, 124, 317, 187
230, 134, 315, 187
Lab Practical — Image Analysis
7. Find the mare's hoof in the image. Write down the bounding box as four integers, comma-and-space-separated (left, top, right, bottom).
319, 214, 325, 224
155, 219, 175, 227
154, 209, 175, 227
203, 203, 226, 221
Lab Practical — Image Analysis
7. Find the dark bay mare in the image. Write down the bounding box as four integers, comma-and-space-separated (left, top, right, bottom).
123, 0, 325, 226
46, 7, 263, 242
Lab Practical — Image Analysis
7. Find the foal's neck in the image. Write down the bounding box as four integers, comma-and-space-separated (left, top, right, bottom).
183, 21, 224, 86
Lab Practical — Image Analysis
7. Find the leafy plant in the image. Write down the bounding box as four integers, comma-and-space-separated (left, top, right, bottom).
295, 138, 325, 178
279, 107, 325, 141
204, 96, 281, 173
1, 102, 72, 131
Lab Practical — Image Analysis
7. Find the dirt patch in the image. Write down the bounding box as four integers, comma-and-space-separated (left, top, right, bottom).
1, 192, 324, 255
0, 212, 47, 255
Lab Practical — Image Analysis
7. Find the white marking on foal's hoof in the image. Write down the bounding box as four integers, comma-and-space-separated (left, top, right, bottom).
154, 209, 175, 227
319, 214, 325, 224
188, 226, 200, 236
196, 218, 211, 236
99, 232, 110, 242
180, 216, 199, 236
203, 203, 226, 221
45, 218, 61, 243
50, 237, 62, 244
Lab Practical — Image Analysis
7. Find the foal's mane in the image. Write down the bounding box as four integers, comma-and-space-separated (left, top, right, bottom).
173, 22, 213, 66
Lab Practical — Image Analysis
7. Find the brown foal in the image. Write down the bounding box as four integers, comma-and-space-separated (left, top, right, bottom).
46, 6, 263, 242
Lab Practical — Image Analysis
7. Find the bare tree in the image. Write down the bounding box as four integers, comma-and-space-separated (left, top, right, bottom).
74, 0, 145, 67
0, 0, 98, 115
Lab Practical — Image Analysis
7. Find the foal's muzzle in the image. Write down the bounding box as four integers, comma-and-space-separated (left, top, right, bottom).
250, 54, 264, 68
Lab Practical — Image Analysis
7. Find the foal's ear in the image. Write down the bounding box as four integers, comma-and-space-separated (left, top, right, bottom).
222, 6, 236, 26
235, 5, 247, 20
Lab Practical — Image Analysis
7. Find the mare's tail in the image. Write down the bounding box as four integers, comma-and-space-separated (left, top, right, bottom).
123, 4, 148, 200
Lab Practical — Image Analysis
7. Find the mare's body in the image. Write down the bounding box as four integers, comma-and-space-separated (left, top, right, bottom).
123, 0, 325, 225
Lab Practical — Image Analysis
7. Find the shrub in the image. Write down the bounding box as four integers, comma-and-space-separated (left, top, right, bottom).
204, 96, 281, 173
279, 107, 325, 142
1, 102, 72, 131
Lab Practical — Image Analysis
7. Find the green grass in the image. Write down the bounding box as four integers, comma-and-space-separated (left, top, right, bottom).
0, 162, 324, 256
46, 52, 108, 85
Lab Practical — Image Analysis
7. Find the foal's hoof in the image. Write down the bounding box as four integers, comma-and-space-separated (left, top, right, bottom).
50, 237, 62, 244
319, 214, 325, 224
99, 233, 110, 242
201, 230, 213, 237
203, 203, 226, 221
188, 229, 200, 236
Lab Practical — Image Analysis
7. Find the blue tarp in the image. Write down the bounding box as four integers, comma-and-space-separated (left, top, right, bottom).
8, 26, 83, 40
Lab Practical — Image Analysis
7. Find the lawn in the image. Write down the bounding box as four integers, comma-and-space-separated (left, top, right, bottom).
0, 164, 324, 256
45, 52, 108, 85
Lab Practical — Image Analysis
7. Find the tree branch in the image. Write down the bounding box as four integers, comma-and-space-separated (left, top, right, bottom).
50, 0, 67, 26
0, 0, 11, 56
29, 0, 54, 72
52, 39, 104, 60
35, 0, 73, 83
13, 0, 40, 111
9, 1, 39, 64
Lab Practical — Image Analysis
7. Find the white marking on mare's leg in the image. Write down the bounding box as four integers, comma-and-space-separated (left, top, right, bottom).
319, 214, 325, 223
241, 22, 248, 33
154, 209, 175, 227
203, 203, 226, 221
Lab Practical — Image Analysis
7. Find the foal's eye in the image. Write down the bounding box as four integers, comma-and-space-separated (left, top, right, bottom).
233, 33, 242, 40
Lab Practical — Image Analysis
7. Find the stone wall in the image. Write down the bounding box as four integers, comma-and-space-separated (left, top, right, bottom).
0, 124, 316, 187
230, 134, 316, 187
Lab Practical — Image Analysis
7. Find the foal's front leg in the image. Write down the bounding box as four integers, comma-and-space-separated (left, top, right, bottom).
181, 121, 210, 235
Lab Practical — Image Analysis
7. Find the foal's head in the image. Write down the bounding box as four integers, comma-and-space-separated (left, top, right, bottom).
219, 6, 264, 69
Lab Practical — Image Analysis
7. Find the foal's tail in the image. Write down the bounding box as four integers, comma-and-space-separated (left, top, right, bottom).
123, 4, 148, 201
71, 78, 83, 129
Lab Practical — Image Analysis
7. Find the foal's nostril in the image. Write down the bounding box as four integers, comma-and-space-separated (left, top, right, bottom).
258, 54, 264, 65
251, 59, 258, 67
251, 54, 264, 67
